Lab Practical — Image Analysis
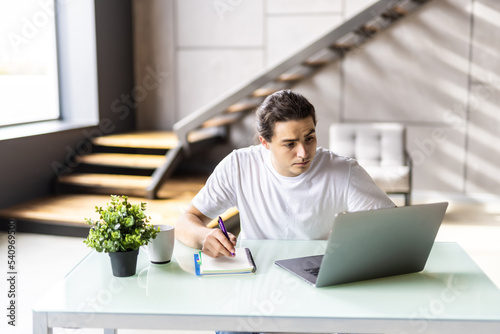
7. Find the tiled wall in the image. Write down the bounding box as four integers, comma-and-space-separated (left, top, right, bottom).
133, 0, 500, 195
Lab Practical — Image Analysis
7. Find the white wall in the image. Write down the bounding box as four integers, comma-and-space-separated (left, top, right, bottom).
133, 0, 500, 195
133, 0, 344, 134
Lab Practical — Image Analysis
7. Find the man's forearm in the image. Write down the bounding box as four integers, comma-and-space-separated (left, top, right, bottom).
175, 213, 211, 249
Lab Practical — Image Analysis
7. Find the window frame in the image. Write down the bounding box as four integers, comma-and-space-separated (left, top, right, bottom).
0, 0, 99, 140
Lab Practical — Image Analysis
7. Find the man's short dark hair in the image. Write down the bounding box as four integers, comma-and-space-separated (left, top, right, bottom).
256, 90, 317, 142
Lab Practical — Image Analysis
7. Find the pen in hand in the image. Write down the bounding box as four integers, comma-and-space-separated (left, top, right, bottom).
218, 216, 235, 256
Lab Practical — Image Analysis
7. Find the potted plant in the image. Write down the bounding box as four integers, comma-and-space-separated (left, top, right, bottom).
83, 195, 159, 277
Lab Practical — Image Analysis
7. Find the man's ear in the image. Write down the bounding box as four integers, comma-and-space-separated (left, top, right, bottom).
259, 136, 270, 150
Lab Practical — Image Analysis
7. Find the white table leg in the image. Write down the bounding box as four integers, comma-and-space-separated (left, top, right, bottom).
33, 311, 52, 334
104, 329, 117, 334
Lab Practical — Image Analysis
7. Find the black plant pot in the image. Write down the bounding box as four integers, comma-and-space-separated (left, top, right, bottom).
108, 248, 139, 277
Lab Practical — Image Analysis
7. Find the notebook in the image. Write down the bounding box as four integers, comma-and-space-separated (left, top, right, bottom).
194, 247, 257, 276
275, 202, 448, 287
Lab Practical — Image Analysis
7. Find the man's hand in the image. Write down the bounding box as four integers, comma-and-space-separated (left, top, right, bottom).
176, 203, 237, 258
202, 229, 237, 258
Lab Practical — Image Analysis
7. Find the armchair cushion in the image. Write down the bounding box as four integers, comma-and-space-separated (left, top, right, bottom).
364, 165, 410, 193
329, 122, 411, 197
329, 123, 405, 167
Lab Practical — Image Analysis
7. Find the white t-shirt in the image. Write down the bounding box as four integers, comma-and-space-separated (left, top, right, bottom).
192, 145, 395, 240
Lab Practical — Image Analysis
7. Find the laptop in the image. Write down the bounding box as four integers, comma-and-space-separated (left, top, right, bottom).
275, 202, 448, 287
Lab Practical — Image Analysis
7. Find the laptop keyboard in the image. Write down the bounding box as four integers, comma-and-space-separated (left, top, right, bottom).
304, 267, 320, 276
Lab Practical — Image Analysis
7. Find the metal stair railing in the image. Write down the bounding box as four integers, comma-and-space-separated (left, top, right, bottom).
146, 144, 184, 199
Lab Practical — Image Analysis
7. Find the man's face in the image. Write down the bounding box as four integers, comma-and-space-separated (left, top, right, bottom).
260, 116, 317, 177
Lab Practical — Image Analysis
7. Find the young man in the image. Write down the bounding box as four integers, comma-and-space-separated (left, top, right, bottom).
176, 90, 395, 258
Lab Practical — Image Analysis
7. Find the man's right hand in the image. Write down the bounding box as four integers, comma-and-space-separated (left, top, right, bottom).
176, 203, 237, 258
201, 229, 237, 258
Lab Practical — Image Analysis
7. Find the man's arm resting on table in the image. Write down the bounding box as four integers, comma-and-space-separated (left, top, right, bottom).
176, 203, 236, 258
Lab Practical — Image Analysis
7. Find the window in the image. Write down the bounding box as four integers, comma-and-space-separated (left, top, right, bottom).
0, 0, 60, 127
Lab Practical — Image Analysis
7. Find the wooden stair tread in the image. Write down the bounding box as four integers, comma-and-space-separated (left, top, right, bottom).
277, 73, 306, 82
252, 87, 282, 98
201, 113, 242, 128
92, 131, 179, 149
277, 65, 313, 82
364, 15, 391, 33
362, 23, 382, 35
226, 102, 260, 113
92, 130, 220, 150
333, 31, 364, 51
390, 5, 408, 16
303, 48, 340, 66
77, 153, 165, 169
59, 173, 152, 189
382, 6, 408, 20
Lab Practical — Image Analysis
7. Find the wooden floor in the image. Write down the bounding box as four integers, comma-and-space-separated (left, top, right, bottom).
1, 194, 193, 227
0, 173, 239, 235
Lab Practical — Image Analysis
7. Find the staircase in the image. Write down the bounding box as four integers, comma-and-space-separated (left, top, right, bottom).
56, 128, 223, 198
57, 0, 431, 199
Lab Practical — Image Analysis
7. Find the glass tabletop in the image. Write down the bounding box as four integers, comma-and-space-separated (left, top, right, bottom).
33, 240, 500, 323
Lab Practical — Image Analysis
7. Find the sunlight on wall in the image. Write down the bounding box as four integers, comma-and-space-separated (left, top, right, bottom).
473, 2, 500, 26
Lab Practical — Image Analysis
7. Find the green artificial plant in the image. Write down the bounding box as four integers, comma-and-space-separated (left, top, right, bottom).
83, 195, 159, 253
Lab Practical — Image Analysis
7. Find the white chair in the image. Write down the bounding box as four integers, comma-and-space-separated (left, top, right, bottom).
329, 122, 412, 205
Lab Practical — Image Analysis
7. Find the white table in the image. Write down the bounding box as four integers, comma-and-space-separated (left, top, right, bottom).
33, 240, 500, 333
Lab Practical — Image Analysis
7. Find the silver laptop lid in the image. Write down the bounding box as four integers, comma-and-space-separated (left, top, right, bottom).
315, 202, 449, 287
